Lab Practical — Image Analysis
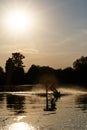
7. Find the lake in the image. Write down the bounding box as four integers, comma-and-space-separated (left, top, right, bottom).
0, 86, 87, 130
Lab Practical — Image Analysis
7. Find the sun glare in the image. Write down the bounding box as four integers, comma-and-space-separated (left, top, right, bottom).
9, 122, 35, 130
5, 9, 33, 33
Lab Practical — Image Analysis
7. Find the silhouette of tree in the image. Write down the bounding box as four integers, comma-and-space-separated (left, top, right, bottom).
12, 52, 25, 68
73, 56, 87, 71
39, 67, 57, 87
25, 65, 56, 85
0, 66, 5, 86
62, 67, 74, 84
4, 53, 87, 88
73, 56, 87, 86
5, 58, 14, 85
25, 65, 40, 84
5, 52, 25, 85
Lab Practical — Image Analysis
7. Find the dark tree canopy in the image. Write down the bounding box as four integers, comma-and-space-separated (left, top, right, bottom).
5, 58, 14, 73
5, 52, 25, 85
25, 65, 41, 84
73, 56, 87, 86
5, 53, 25, 72
73, 56, 87, 71
1, 53, 87, 89
0, 66, 5, 85
12, 52, 25, 68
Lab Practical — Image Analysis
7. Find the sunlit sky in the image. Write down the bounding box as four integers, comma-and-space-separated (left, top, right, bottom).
0, 0, 87, 71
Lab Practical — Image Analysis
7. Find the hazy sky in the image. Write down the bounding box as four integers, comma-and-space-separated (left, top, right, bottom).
0, 0, 87, 71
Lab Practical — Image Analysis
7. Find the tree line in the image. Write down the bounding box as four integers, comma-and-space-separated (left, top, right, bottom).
0, 52, 87, 90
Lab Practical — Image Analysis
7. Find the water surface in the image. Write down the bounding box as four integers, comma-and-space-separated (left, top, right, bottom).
0, 87, 87, 130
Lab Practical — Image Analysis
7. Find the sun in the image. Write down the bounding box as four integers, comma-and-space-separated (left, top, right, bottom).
5, 9, 33, 33
8, 11, 28, 30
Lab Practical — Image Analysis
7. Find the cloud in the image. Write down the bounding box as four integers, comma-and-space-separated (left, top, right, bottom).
19, 48, 39, 54
12, 48, 39, 54
23, 48, 39, 54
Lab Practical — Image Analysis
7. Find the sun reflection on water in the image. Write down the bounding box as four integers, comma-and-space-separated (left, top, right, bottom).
9, 122, 35, 130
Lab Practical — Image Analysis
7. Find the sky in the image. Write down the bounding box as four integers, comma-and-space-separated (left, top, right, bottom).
0, 0, 87, 71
